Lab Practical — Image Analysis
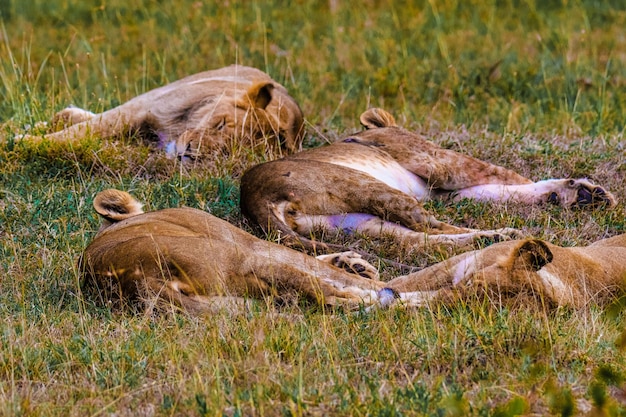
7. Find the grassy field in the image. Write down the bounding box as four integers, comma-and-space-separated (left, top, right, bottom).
1, 0, 626, 415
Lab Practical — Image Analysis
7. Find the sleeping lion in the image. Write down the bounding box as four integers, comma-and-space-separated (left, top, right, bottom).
80, 189, 390, 314
386, 234, 626, 308
22, 65, 305, 158
81, 190, 626, 313
241, 108, 615, 252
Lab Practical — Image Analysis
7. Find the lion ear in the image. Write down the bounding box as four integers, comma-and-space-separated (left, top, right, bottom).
93, 189, 144, 224
243, 82, 275, 109
513, 239, 554, 271
359, 108, 397, 129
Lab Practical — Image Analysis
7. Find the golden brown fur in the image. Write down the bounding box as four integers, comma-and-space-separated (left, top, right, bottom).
23, 65, 304, 158
80, 190, 624, 312
240, 108, 615, 251
386, 234, 626, 307
80, 190, 389, 315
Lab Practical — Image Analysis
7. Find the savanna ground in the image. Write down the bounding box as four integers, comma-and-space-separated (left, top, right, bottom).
1, 0, 626, 415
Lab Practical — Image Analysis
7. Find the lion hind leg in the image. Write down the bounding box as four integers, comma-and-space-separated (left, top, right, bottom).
293, 212, 519, 250
177, 294, 256, 316
142, 279, 256, 316
451, 179, 616, 209
292, 212, 466, 237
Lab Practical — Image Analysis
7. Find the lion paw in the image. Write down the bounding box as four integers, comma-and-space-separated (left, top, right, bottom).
316, 251, 380, 280
549, 179, 617, 209
51, 106, 95, 130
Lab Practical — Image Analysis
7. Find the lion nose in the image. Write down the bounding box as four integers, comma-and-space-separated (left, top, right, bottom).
170, 139, 196, 162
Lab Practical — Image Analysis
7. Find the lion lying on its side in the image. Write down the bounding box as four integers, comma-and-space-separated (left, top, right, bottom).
241, 108, 615, 252
22, 65, 304, 158
385, 234, 626, 308
81, 191, 625, 313
80, 189, 392, 314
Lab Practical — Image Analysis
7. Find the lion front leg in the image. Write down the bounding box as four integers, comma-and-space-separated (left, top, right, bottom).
20, 107, 135, 143
50, 106, 96, 130
246, 242, 389, 308
13, 106, 97, 142
316, 251, 380, 280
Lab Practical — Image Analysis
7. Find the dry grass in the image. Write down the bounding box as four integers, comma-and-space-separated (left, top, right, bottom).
1, 0, 626, 415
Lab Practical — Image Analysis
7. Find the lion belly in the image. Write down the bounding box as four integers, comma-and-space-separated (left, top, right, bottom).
327, 158, 429, 200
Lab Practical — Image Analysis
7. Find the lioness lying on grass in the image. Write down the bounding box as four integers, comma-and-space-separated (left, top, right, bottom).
80, 189, 393, 314
386, 234, 626, 308
241, 108, 615, 251
22, 65, 304, 158
81, 191, 624, 313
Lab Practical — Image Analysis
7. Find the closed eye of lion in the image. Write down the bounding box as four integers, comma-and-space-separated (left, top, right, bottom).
240, 108, 616, 252
20, 65, 305, 159
80, 189, 392, 315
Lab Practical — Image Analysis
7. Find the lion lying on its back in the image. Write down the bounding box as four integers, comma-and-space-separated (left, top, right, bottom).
23, 65, 304, 159
241, 108, 615, 252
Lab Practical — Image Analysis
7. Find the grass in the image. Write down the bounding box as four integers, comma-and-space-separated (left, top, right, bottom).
1, 0, 626, 415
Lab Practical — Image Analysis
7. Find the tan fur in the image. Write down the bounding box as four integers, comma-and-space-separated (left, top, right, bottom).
23, 65, 304, 158
81, 190, 388, 315
386, 235, 626, 307
240, 108, 615, 251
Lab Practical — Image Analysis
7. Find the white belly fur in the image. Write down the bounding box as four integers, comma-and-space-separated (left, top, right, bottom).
331, 159, 430, 200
